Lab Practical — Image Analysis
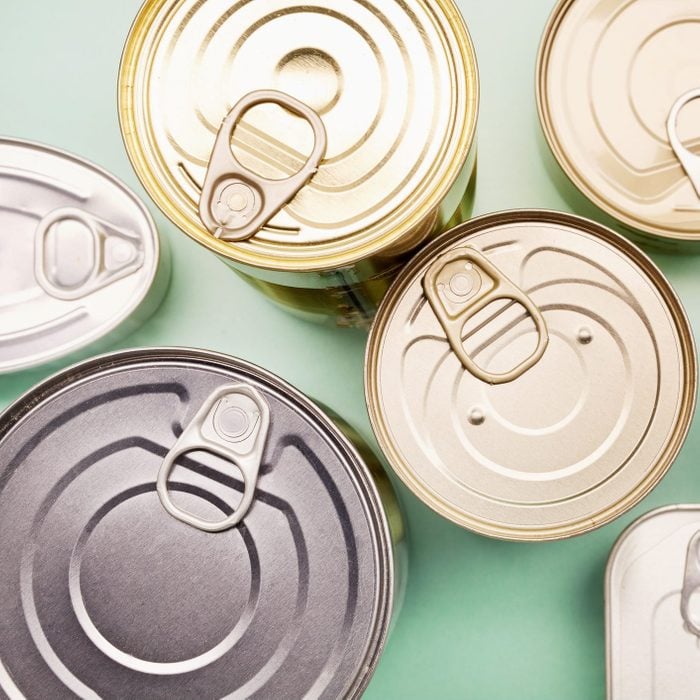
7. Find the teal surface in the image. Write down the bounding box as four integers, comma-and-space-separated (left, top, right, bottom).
1, 2, 698, 699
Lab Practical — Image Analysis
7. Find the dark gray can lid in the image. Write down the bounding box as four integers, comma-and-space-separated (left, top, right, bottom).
0, 348, 393, 699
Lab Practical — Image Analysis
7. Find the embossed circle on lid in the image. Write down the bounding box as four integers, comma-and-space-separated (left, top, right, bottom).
366, 211, 696, 540
119, 0, 478, 270
538, 0, 700, 240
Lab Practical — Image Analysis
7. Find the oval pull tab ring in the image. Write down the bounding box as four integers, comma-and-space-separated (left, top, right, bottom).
667, 88, 700, 199
681, 530, 700, 637
34, 207, 145, 301
199, 89, 327, 242
157, 384, 270, 532
423, 247, 549, 385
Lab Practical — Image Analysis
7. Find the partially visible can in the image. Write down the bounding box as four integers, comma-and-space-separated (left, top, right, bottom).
0, 138, 168, 373
0, 348, 401, 698
365, 210, 696, 540
118, 0, 479, 326
606, 506, 700, 699
537, 0, 700, 246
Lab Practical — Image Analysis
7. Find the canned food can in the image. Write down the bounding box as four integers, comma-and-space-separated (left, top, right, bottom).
0, 138, 168, 374
537, 0, 700, 246
118, 0, 479, 327
0, 348, 401, 698
365, 210, 696, 541
606, 505, 700, 699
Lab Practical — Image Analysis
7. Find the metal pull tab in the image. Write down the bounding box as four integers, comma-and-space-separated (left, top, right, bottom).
681, 531, 700, 636
157, 385, 270, 532
199, 89, 327, 242
423, 247, 549, 385
34, 207, 144, 300
667, 88, 700, 198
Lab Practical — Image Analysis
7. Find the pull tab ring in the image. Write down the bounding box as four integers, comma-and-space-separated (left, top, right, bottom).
34, 207, 145, 301
199, 89, 327, 242
157, 384, 270, 532
681, 530, 700, 637
667, 88, 700, 199
423, 247, 549, 385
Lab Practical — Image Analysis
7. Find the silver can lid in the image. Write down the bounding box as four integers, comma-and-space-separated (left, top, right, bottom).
0, 348, 393, 698
0, 139, 160, 373
606, 506, 700, 699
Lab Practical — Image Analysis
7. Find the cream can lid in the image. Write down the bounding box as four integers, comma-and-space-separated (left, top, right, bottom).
366, 211, 696, 540
538, 0, 700, 241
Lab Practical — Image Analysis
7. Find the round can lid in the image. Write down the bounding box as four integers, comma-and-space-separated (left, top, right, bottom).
538, 0, 700, 240
366, 210, 696, 540
0, 348, 393, 698
118, 0, 478, 271
0, 139, 160, 373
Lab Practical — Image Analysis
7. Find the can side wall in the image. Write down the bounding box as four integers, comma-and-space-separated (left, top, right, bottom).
224, 149, 477, 327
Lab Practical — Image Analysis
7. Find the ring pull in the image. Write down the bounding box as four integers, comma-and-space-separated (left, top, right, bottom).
157, 384, 270, 533
667, 88, 700, 199
681, 531, 700, 637
423, 247, 549, 385
34, 207, 144, 301
199, 89, 327, 242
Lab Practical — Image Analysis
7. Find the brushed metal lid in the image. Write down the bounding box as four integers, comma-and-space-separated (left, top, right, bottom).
606, 506, 700, 699
0, 348, 393, 698
538, 0, 700, 241
366, 211, 696, 541
118, 0, 478, 271
0, 139, 160, 373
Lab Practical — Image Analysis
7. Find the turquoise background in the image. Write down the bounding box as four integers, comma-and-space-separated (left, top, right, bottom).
1, 1, 698, 698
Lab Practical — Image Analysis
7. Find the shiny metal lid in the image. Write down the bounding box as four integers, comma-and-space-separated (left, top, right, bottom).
606, 506, 700, 699
366, 211, 696, 540
0, 139, 160, 373
0, 348, 393, 698
118, 0, 478, 271
538, 0, 700, 241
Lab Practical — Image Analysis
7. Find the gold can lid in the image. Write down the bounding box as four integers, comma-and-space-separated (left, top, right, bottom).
365, 211, 696, 540
538, 0, 700, 241
119, 0, 478, 271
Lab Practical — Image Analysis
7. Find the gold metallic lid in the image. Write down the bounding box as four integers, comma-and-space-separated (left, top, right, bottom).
119, 0, 478, 271
538, 0, 700, 241
365, 211, 696, 541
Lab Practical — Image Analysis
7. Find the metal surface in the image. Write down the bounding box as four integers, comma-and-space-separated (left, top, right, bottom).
537, 0, 700, 241
0, 138, 164, 373
606, 505, 700, 700
199, 90, 327, 242
366, 210, 697, 541
118, 0, 479, 273
0, 347, 395, 699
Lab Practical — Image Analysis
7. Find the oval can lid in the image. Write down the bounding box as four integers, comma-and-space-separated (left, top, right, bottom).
0, 138, 160, 373
366, 210, 697, 540
538, 0, 700, 241
0, 348, 393, 698
118, 0, 478, 272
